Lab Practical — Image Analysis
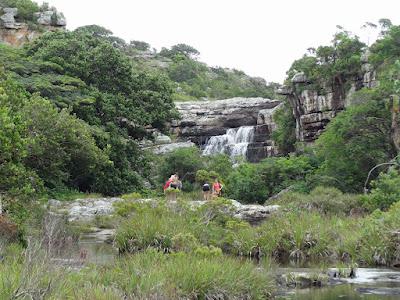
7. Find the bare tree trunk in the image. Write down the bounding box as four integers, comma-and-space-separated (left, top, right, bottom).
390, 95, 400, 153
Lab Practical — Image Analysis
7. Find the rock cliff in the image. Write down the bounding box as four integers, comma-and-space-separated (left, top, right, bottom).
0, 6, 66, 46
279, 52, 377, 144
170, 97, 282, 161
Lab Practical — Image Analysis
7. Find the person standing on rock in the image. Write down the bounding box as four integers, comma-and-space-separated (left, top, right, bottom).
202, 182, 211, 201
212, 178, 223, 198
165, 174, 180, 201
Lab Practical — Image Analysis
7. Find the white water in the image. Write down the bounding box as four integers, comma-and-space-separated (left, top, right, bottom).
203, 126, 255, 159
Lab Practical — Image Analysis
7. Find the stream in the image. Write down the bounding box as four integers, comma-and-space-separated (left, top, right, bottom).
64, 231, 400, 299
276, 268, 400, 299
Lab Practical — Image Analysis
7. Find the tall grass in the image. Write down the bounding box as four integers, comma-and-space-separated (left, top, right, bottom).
114, 197, 400, 266
1, 249, 274, 299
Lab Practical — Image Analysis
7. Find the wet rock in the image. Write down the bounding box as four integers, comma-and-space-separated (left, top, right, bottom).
172, 97, 281, 144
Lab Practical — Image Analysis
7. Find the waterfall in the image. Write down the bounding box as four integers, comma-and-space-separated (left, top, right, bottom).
203, 126, 255, 159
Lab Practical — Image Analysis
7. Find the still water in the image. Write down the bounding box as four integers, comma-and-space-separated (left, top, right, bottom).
277, 268, 400, 300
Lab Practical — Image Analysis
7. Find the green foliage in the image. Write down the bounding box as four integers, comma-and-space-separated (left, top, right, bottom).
0, 74, 43, 218
362, 168, 400, 211
26, 250, 272, 299
370, 25, 400, 67
286, 29, 365, 94
195, 169, 220, 185
160, 43, 200, 59
276, 186, 363, 215
22, 96, 109, 191
205, 153, 233, 179
272, 101, 296, 154
315, 100, 394, 192
1, 0, 39, 22
24, 30, 177, 130
159, 147, 203, 190
226, 155, 315, 203
225, 163, 267, 204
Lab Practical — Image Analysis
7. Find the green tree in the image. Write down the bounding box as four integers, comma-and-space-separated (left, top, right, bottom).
22, 96, 109, 191
362, 168, 400, 211
272, 101, 296, 154
159, 148, 203, 190
316, 101, 395, 192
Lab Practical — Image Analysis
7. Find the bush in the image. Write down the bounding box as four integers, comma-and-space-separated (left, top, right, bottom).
226, 163, 267, 204
315, 100, 394, 192
225, 155, 315, 204
276, 186, 363, 215
362, 168, 400, 211
158, 147, 203, 191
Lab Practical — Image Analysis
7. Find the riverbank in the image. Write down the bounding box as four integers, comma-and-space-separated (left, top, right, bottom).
1, 190, 400, 299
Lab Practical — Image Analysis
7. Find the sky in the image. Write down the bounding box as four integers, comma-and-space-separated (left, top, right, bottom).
44, 0, 400, 83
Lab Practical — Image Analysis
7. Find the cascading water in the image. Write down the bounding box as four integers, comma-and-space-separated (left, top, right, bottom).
203, 126, 255, 159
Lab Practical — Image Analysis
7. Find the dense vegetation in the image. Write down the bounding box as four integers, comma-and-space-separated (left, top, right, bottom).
2, 1, 400, 298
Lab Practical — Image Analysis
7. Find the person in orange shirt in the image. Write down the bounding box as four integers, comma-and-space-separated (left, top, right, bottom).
212, 178, 223, 198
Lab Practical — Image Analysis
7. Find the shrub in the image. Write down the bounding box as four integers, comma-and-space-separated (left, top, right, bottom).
226, 163, 267, 204
362, 168, 400, 211
158, 147, 203, 191
226, 155, 315, 204
276, 186, 363, 215
315, 100, 394, 192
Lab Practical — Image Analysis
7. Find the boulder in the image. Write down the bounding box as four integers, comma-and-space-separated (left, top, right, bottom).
35, 11, 66, 26
49, 197, 122, 222
0, 7, 19, 29
154, 133, 172, 145
291, 72, 309, 84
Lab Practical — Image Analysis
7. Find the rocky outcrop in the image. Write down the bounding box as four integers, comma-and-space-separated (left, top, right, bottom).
170, 97, 282, 161
151, 141, 196, 155
34, 10, 66, 26
48, 197, 280, 224
0, 7, 66, 47
247, 103, 283, 162
279, 52, 376, 144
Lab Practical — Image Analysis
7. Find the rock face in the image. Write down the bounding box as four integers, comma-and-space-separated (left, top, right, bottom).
279, 52, 376, 144
171, 97, 282, 161
0, 7, 66, 47
35, 10, 66, 26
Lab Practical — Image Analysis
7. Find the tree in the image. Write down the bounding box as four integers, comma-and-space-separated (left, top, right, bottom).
272, 101, 296, 154
129, 40, 150, 51
316, 100, 395, 192
22, 96, 109, 191
160, 44, 200, 59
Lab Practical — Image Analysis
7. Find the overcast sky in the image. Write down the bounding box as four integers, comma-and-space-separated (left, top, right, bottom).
44, 0, 400, 83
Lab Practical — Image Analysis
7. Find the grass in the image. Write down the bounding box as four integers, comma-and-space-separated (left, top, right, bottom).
0, 248, 274, 299
114, 196, 400, 267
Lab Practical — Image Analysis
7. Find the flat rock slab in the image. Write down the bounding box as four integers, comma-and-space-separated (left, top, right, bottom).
49, 197, 279, 224
49, 198, 122, 222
